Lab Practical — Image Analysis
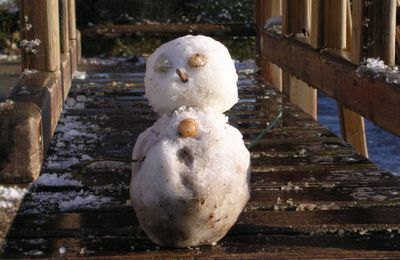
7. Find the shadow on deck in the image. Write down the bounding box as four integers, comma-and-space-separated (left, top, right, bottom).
2, 65, 400, 259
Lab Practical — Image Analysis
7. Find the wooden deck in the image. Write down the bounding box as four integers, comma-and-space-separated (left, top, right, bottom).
2, 67, 400, 259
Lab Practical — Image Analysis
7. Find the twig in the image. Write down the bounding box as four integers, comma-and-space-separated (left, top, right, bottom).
246, 107, 283, 150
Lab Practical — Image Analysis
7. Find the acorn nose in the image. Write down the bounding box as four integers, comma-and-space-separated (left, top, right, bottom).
176, 68, 188, 83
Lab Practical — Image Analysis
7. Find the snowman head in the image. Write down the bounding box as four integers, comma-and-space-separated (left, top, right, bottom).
144, 35, 238, 115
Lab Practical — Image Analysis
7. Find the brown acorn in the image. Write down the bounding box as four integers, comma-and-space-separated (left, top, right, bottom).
188, 53, 207, 68
178, 118, 199, 138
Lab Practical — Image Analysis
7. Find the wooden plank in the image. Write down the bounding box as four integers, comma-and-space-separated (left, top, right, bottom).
262, 32, 400, 136
256, 0, 282, 91
81, 23, 257, 37
20, 0, 61, 72
3, 71, 400, 258
282, 0, 317, 119
3, 235, 400, 259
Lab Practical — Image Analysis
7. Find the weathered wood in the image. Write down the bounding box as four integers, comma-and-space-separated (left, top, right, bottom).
68, 0, 77, 40
326, 0, 368, 157
282, 0, 317, 119
338, 106, 368, 156
367, 0, 397, 65
82, 23, 257, 37
310, 0, 323, 48
262, 32, 400, 136
256, 0, 282, 91
324, 0, 347, 49
59, 0, 70, 53
20, 0, 60, 72
0, 102, 43, 182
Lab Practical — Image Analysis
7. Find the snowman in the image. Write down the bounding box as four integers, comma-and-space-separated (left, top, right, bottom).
130, 35, 251, 247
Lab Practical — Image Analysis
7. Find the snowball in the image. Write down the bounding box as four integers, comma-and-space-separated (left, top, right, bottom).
144, 35, 239, 115
130, 107, 251, 247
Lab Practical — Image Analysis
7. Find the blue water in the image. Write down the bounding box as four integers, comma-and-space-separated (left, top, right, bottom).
318, 93, 400, 175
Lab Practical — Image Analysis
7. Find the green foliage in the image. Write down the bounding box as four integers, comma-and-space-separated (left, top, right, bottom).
0, 8, 19, 52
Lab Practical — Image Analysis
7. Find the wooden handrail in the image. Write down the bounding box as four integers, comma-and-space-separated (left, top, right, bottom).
81, 23, 257, 37
262, 31, 400, 136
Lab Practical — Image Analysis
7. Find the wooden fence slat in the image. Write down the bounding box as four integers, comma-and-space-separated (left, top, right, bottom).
368, 0, 397, 65
68, 0, 77, 41
282, 0, 317, 119
59, 0, 70, 54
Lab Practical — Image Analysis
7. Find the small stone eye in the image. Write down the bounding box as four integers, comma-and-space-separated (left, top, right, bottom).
154, 53, 173, 72
188, 53, 207, 68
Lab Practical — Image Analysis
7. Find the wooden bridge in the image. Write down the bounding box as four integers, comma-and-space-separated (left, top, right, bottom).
1, 0, 400, 258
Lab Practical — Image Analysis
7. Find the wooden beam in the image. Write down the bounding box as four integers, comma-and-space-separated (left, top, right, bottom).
262, 31, 400, 136
256, 0, 282, 91
282, 0, 317, 119
81, 23, 257, 38
20, 0, 61, 72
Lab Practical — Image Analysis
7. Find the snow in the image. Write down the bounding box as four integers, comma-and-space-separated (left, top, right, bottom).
144, 35, 239, 115
234, 59, 259, 74
0, 0, 18, 12
80, 56, 146, 66
19, 39, 41, 55
264, 16, 282, 29
0, 53, 20, 62
356, 57, 400, 85
20, 190, 119, 213
0, 185, 27, 208
264, 16, 283, 35
58, 247, 67, 255
59, 194, 112, 211
22, 68, 39, 76
73, 71, 87, 80
131, 107, 250, 247
34, 173, 83, 187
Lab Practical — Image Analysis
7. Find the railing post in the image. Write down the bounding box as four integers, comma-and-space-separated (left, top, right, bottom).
20, 0, 60, 72
59, 0, 70, 54
282, 0, 317, 120
256, 0, 282, 91
68, 0, 78, 72
337, 0, 368, 157
68, 0, 77, 41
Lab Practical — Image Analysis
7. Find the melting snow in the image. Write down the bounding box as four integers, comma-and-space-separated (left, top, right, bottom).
34, 173, 83, 187
356, 58, 400, 85
0, 185, 28, 208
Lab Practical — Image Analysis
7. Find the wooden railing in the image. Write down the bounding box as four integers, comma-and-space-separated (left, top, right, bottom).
0, 0, 80, 183
257, 0, 400, 156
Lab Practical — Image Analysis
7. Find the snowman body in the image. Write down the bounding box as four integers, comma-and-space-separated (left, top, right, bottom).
130, 35, 251, 247
131, 107, 250, 247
